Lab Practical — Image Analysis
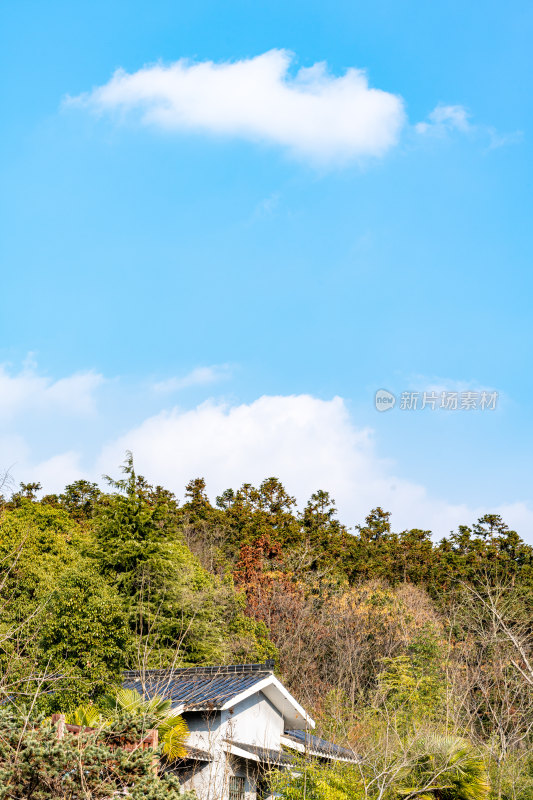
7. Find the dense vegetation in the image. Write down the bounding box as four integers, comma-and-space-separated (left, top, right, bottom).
0, 706, 190, 800
0, 456, 531, 798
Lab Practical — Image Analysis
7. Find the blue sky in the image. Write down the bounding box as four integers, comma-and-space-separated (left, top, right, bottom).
1, 0, 533, 540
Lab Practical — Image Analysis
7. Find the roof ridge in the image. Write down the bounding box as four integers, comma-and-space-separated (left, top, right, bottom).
124, 660, 275, 679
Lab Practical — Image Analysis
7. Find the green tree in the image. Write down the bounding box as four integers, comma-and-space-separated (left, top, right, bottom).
95, 455, 271, 666
9, 481, 42, 505
59, 479, 102, 520
217, 478, 302, 551
0, 501, 92, 700
38, 567, 131, 709
376, 652, 444, 733
301, 490, 350, 571
0, 502, 83, 654
184, 477, 213, 521
271, 759, 362, 800
435, 517, 533, 594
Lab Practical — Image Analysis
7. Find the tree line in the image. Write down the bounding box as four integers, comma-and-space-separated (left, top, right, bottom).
0, 456, 531, 799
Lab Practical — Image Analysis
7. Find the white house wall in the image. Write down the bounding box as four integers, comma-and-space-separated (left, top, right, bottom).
227, 755, 261, 800
178, 690, 293, 800
223, 691, 284, 750
179, 710, 229, 800
193, 758, 228, 800
181, 710, 222, 752
178, 751, 261, 800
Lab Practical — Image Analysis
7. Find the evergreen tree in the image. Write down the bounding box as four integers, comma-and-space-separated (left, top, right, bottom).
0, 706, 189, 800
39, 567, 131, 709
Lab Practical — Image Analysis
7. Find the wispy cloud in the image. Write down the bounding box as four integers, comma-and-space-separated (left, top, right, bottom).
254, 191, 281, 217
152, 364, 232, 394
485, 128, 524, 151
416, 104, 471, 134
67, 50, 406, 164
406, 372, 501, 395
0, 363, 104, 419
416, 104, 522, 152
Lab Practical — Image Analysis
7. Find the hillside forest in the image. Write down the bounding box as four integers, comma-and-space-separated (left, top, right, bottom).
0, 454, 532, 799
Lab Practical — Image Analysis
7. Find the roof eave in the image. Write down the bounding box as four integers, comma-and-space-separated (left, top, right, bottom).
280, 734, 358, 763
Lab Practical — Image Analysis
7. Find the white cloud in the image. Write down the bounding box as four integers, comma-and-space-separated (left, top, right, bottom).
254, 192, 281, 218
0, 363, 102, 494
153, 364, 232, 394
69, 50, 406, 164
30, 451, 85, 491
416, 106, 523, 154
0, 364, 104, 419
96, 394, 533, 540
416, 104, 471, 134
485, 128, 523, 151
97, 395, 373, 499
1, 364, 531, 541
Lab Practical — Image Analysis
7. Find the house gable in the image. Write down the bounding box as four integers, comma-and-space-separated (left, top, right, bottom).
124, 662, 314, 731
220, 674, 313, 731
124, 662, 354, 800
223, 690, 284, 750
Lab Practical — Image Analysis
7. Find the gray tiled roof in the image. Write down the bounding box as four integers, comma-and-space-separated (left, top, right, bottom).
284, 729, 357, 761
123, 663, 274, 711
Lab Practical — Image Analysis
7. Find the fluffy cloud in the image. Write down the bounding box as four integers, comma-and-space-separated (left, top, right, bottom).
0, 363, 103, 492
2, 366, 532, 540
96, 394, 533, 539
69, 50, 406, 163
97, 394, 373, 500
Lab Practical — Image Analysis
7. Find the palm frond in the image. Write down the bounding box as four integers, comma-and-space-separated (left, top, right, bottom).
99, 685, 189, 760
145, 695, 172, 716
397, 734, 490, 800
65, 704, 103, 728
100, 687, 146, 714
158, 713, 189, 760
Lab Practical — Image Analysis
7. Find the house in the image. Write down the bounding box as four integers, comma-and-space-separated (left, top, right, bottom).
123, 660, 356, 800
